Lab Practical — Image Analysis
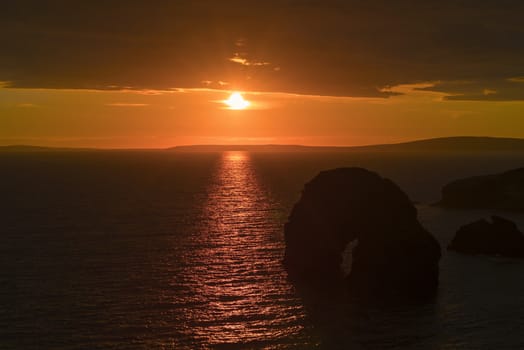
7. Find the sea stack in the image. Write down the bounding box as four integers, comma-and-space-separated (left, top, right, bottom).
448, 216, 524, 258
284, 168, 441, 299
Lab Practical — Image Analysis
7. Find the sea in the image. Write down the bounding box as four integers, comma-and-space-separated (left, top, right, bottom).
1, 150, 524, 349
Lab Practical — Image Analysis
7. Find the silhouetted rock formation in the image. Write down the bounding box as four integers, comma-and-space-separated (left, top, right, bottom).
283, 168, 441, 299
448, 216, 524, 257
437, 168, 524, 211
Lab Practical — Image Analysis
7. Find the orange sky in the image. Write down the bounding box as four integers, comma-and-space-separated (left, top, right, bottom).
1, 82, 523, 148
2, 2, 524, 148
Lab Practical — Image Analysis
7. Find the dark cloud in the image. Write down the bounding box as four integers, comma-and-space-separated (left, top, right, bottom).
1, 0, 524, 98
417, 78, 524, 101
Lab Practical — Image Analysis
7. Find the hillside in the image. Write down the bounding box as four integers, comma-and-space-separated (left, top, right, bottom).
3, 136, 524, 153
168, 137, 524, 153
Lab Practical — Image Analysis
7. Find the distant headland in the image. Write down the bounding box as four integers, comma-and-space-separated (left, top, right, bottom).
3, 136, 524, 153
168, 136, 524, 153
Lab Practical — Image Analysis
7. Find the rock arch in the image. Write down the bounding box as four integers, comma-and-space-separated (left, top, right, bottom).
284, 168, 441, 298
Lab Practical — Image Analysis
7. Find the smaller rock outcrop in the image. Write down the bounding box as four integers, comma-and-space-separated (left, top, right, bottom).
437, 168, 524, 211
448, 216, 524, 257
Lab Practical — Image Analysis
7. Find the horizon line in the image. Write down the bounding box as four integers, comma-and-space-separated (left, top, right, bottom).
2, 135, 524, 151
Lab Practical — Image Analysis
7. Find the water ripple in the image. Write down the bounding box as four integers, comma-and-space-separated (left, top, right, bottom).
173, 152, 309, 348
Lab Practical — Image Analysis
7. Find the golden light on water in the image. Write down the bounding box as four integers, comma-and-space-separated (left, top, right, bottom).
224, 92, 250, 110
178, 151, 307, 345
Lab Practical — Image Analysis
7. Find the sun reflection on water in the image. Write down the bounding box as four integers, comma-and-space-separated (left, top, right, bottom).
176, 151, 308, 347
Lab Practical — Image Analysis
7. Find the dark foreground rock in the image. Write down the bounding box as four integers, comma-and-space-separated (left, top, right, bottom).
437, 168, 524, 211
284, 168, 441, 299
448, 216, 524, 257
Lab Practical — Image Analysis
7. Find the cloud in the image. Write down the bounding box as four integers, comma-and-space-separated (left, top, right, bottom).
229, 56, 271, 67
1, 1, 524, 98
16, 103, 38, 108
417, 79, 524, 101
200, 80, 230, 89
106, 103, 149, 107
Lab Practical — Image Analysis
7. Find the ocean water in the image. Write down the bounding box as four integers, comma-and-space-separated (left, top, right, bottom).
1, 150, 524, 349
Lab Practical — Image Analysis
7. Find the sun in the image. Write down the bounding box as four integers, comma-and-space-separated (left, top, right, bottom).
224, 92, 250, 110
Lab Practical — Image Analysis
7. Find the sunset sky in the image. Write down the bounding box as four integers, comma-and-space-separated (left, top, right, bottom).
1, 0, 523, 148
